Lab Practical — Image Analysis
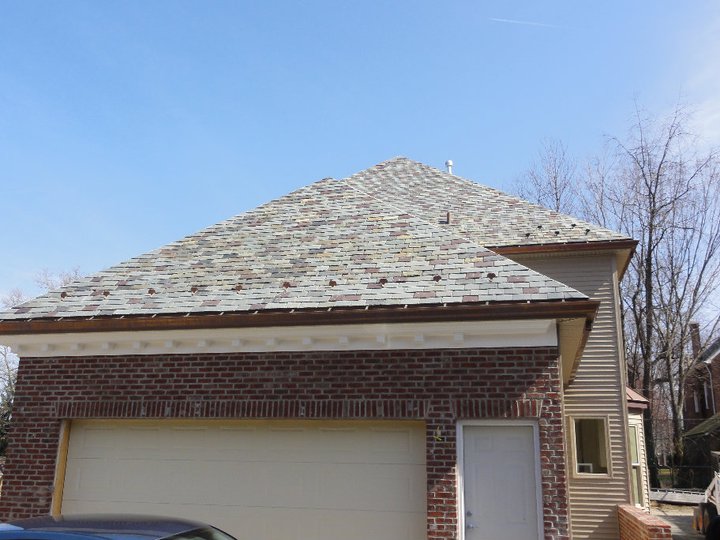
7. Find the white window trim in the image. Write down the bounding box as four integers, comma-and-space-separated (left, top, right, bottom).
456, 419, 544, 540
569, 415, 613, 479
627, 424, 643, 507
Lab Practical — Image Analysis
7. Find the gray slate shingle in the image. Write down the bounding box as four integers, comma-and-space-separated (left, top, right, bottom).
1, 158, 615, 321
346, 157, 630, 247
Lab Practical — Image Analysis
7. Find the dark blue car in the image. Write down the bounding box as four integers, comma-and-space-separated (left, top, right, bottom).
0, 515, 238, 540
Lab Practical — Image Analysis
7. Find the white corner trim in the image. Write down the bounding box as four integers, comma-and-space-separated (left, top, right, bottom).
4, 319, 557, 357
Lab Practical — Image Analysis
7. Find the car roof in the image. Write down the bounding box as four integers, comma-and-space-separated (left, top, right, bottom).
0, 515, 207, 540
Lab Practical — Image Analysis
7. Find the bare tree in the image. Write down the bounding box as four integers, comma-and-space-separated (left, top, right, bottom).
34, 267, 82, 292
652, 162, 720, 464
520, 105, 720, 485
600, 107, 720, 481
0, 291, 26, 455
0, 269, 82, 455
0, 289, 26, 311
516, 138, 578, 214
0, 347, 17, 455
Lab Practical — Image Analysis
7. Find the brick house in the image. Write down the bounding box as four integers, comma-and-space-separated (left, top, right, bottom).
684, 332, 720, 432
0, 158, 641, 539
683, 331, 720, 487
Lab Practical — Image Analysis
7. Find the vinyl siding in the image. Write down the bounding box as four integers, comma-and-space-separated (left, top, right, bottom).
628, 412, 651, 509
513, 253, 630, 540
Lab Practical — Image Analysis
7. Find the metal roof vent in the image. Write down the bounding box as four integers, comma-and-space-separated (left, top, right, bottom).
445, 159, 453, 174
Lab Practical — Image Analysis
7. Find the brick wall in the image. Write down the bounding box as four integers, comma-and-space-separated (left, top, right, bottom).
617, 505, 671, 540
684, 362, 715, 430
683, 356, 720, 431
1, 346, 569, 539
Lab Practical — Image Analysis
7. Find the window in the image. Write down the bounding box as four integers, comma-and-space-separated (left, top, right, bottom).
705, 382, 711, 410
628, 425, 643, 505
574, 418, 609, 474
695, 390, 701, 413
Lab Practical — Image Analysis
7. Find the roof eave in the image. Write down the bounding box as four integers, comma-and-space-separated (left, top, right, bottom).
491, 238, 638, 279
0, 299, 600, 336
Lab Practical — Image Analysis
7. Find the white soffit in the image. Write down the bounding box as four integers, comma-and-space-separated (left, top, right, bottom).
5, 319, 557, 357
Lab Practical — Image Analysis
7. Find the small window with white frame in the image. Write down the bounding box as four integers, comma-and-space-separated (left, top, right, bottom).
573, 417, 609, 474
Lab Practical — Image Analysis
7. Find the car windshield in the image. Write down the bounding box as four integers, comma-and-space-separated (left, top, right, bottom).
162, 528, 237, 540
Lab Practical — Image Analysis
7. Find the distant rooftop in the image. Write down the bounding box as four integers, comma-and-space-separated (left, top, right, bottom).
700, 336, 720, 364
685, 412, 720, 438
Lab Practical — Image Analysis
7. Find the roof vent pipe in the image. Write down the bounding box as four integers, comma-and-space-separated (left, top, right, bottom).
445, 159, 453, 174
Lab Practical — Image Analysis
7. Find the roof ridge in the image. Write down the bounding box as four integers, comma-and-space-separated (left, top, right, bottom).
381, 157, 624, 236
344, 172, 496, 254
344, 156, 631, 247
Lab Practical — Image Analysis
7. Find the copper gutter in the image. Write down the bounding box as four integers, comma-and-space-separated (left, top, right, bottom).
490, 239, 638, 278
489, 238, 637, 255
0, 299, 600, 336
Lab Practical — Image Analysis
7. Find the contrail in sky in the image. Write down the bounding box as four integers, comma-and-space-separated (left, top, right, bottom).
490, 17, 562, 29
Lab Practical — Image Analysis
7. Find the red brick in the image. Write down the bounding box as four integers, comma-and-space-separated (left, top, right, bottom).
618, 505, 672, 540
1, 346, 569, 539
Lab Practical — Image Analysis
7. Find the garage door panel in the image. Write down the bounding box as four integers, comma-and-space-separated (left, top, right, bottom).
213, 427, 260, 454
66, 458, 108, 498
62, 420, 426, 540
370, 427, 414, 452
317, 509, 427, 540
317, 463, 425, 511
61, 501, 425, 540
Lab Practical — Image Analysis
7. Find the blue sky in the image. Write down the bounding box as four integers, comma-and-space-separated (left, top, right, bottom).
2, 1, 719, 298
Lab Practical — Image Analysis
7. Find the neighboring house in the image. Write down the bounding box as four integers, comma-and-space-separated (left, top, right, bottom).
683, 332, 720, 487
0, 158, 640, 540
684, 332, 720, 432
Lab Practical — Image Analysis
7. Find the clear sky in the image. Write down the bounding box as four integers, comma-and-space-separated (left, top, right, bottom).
2, 1, 719, 298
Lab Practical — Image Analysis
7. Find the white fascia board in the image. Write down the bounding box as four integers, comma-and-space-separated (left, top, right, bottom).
5, 319, 557, 357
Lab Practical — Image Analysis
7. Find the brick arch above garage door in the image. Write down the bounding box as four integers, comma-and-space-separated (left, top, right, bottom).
60, 419, 426, 540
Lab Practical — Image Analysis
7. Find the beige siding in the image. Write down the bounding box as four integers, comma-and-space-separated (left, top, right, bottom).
513, 253, 630, 540
628, 412, 651, 509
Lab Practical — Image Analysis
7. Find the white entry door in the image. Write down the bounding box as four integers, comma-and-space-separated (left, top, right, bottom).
461, 424, 541, 540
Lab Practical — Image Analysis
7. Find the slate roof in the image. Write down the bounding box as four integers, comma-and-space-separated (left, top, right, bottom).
347, 158, 630, 247
0, 157, 627, 321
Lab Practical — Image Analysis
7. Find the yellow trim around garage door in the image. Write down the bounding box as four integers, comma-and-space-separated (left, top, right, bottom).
58, 418, 427, 540
51, 420, 71, 517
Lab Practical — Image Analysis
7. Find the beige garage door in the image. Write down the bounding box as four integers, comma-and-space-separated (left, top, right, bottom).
60, 419, 426, 540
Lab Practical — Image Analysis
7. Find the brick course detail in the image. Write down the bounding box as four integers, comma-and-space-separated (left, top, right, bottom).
1, 346, 569, 540
618, 505, 672, 540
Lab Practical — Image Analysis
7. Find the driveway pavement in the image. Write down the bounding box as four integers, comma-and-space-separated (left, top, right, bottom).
652, 504, 701, 540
